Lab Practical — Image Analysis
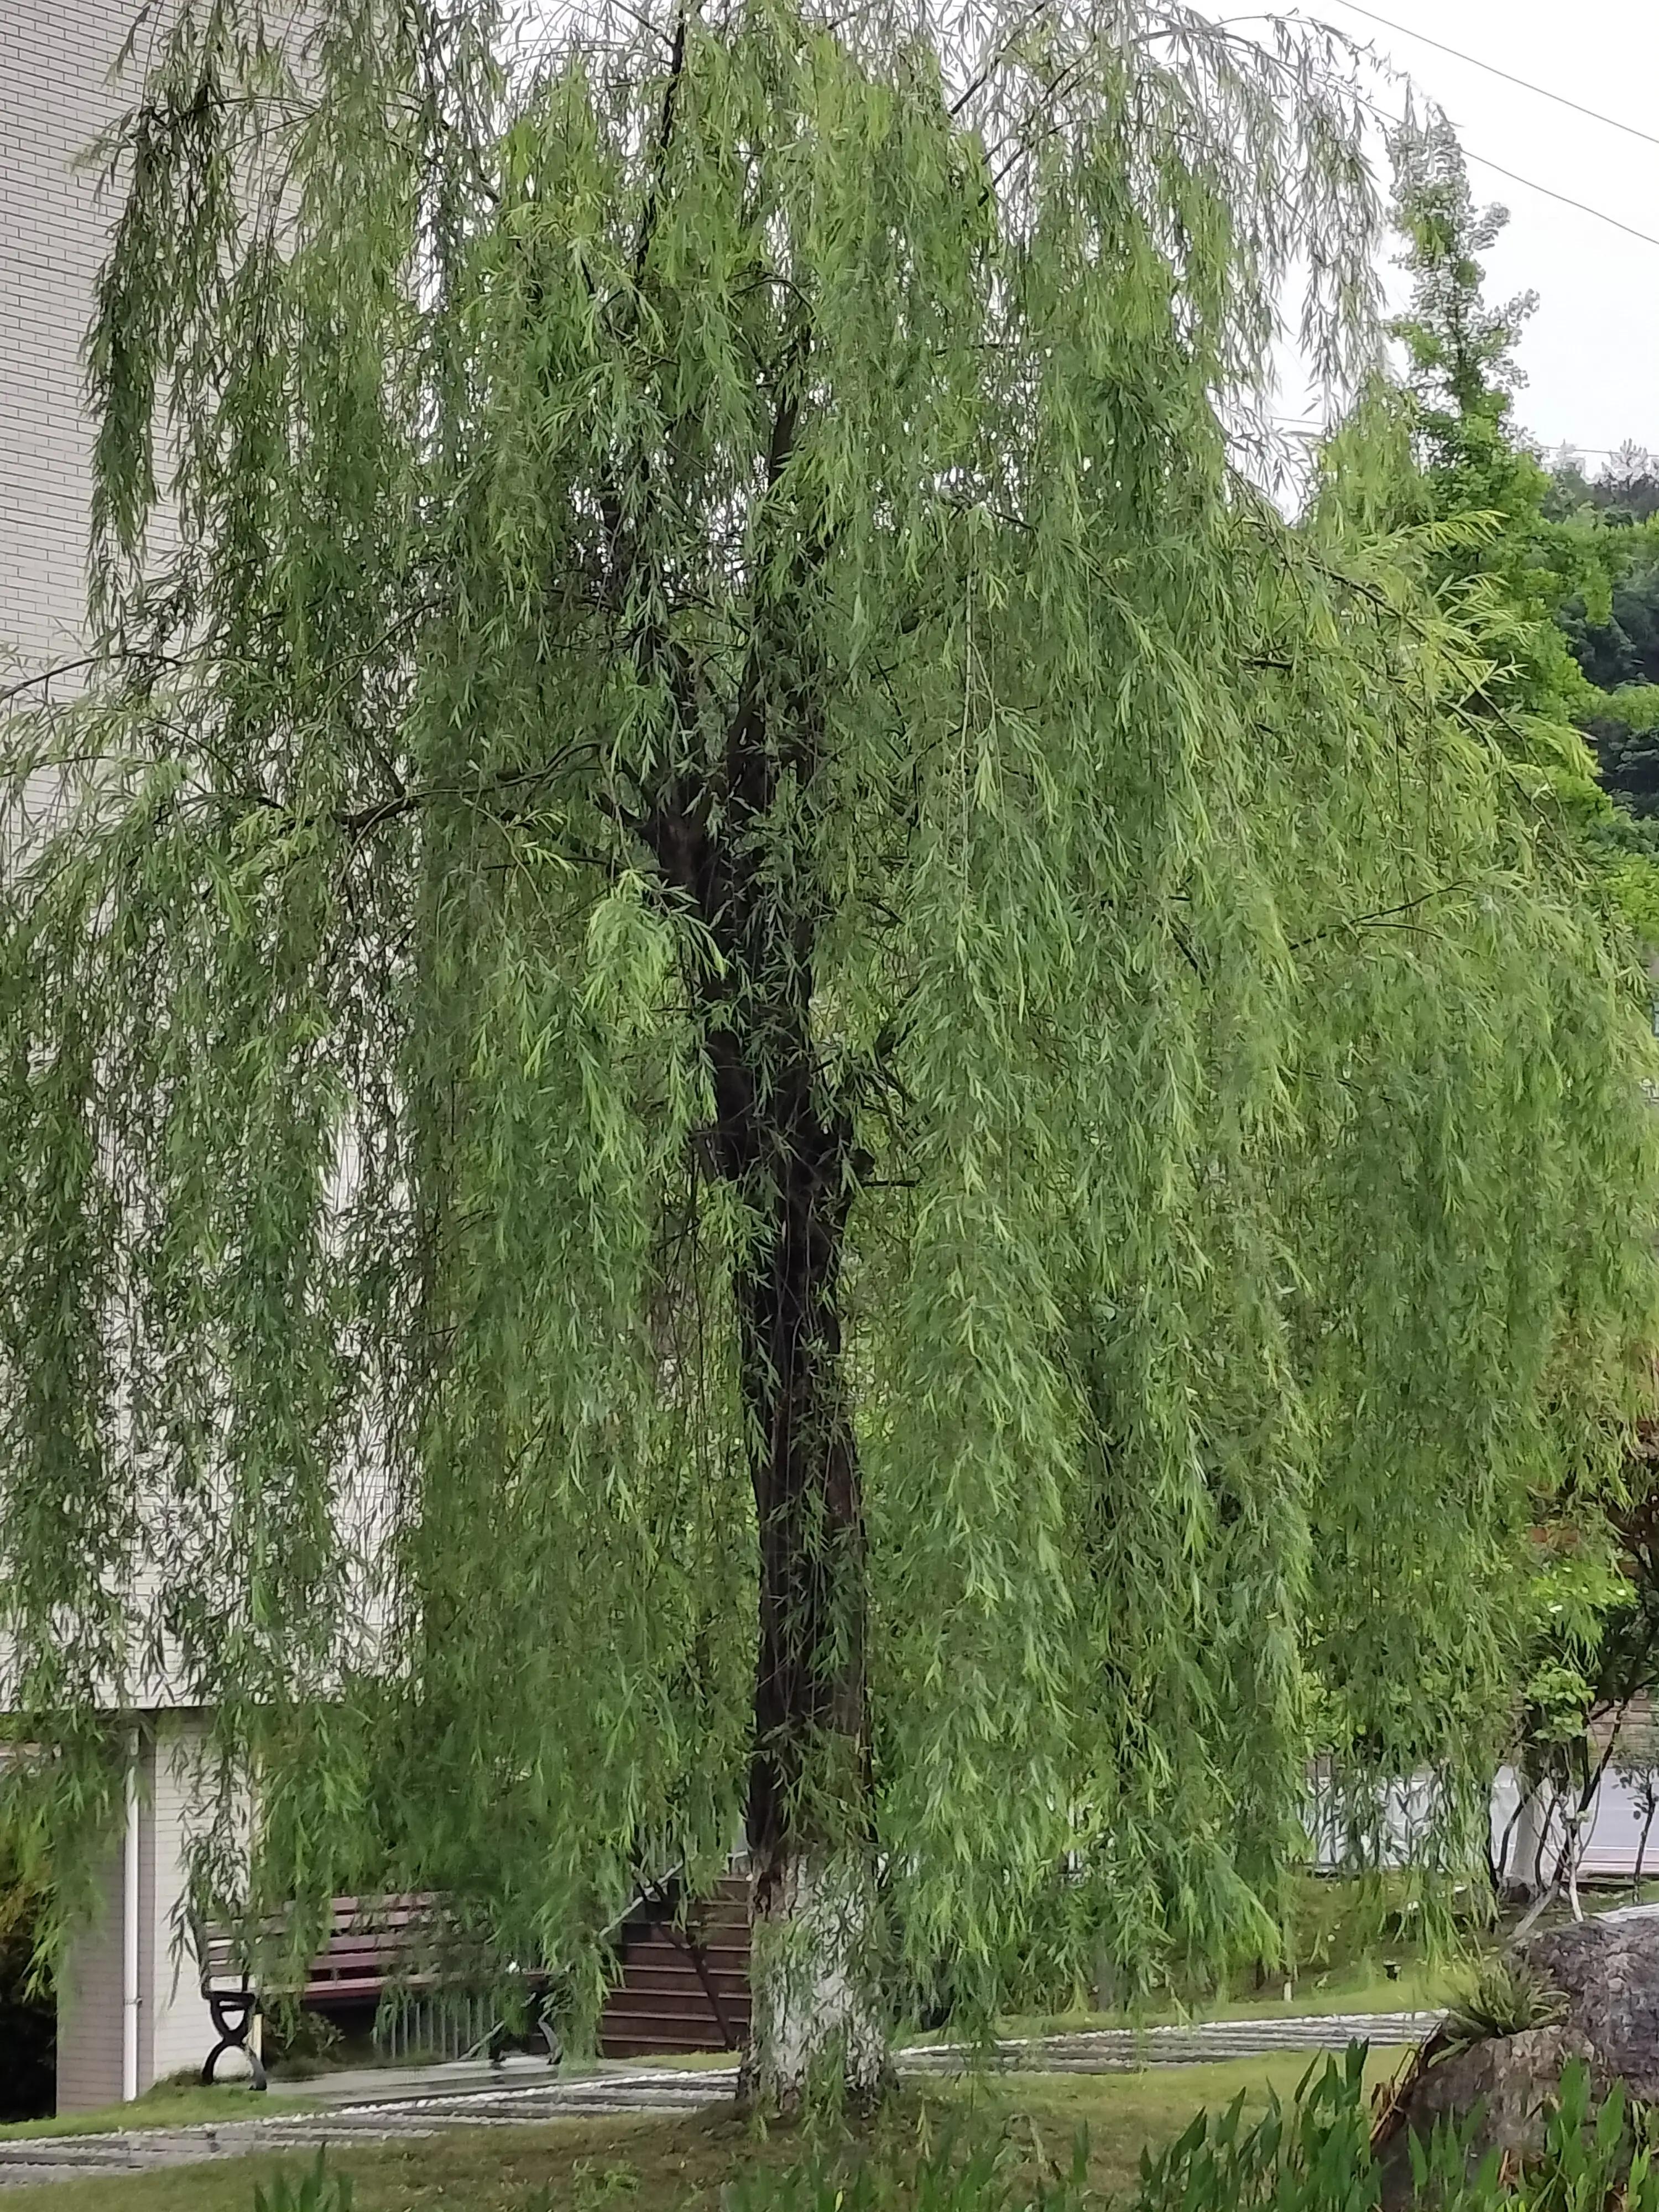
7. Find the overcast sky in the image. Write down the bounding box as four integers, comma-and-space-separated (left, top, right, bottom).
1187, 0, 1659, 463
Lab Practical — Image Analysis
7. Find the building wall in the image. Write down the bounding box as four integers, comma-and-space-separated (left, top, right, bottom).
7, 3, 206, 2119
55, 1717, 222, 2114
53, 1844, 127, 2115
2, 0, 226, 1718
140, 1715, 223, 2087
0, 0, 176, 678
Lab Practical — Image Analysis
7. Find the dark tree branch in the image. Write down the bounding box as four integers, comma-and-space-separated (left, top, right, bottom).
1288, 879, 1473, 951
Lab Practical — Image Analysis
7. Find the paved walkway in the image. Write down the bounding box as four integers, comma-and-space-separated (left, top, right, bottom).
0, 2013, 1442, 2189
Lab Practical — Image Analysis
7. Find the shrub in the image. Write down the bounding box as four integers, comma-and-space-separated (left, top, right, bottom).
1132, 2049, 1659, 2211
724, 2132, 1091, 2212
0, 1845, 53, 2121
261, 2005, 345, 2080
1438, 1955, 1568, 2056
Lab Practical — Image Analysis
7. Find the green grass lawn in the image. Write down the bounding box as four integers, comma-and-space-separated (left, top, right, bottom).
976, 1953, 1454, 2044
6, 2052, 1410, 2212
968, 1869, 1659, 2046
0, 2081, 283, 2142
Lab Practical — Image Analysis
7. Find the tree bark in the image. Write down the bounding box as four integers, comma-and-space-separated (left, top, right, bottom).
639, 360, 883, 2106
743, 1846, 886, 2109
727, 1052, 882, 2108
682, 875, 883, 2108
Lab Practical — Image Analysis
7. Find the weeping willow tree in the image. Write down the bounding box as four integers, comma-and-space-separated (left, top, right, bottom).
0, 0, 1655, 2105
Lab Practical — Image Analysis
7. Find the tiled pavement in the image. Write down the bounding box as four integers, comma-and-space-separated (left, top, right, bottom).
0, 2069, 733, 2190
905, 2012, 1439, 2073
0, 2014, 1442, 2188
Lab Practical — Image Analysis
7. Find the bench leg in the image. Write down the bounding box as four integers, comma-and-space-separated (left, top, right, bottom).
524, 1986, 561, 2067
477, 1996, 560, 2070
202, 1992, 268, 2091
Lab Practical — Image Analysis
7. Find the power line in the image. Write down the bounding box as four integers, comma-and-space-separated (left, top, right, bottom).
1339, 64, 1659, 249
1458, 146, 1659, 251
1230, 6, 1659, 444
1271, 419, 1658, 463
1220, 14, 1659, 258
1224, 8, 1659, 251
1316, 0, 1659, 152
1550, 446, 1659, 461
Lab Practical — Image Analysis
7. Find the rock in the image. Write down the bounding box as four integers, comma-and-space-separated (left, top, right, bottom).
1376, 2026, 1598, 2204
1373, 1912, 1659, 2201
1517, 1913, 1659, 2099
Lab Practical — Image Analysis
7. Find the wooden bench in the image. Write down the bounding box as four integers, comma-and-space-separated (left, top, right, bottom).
194, 1897, 560, 2089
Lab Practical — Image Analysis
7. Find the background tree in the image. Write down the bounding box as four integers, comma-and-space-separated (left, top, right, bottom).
0, 0, 1654, 2104
1382, 121, 1659, 1907
0, 1846, 53, 2122
1386, 118, 1613, 817
1547, 448, 1659, 820
1548, 446, 1659, 532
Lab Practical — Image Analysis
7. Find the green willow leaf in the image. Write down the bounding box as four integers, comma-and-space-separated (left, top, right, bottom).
0, 0, 1653, 2095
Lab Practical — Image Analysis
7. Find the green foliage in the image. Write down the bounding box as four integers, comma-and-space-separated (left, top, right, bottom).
252, 2151, 353, 2212
1134, 2046, 1381, 2210
1387, 118, 1614, 818
1440, 1956, 1566, 2054
1135, 2052, 1659, 2211
260, 2005, 343, 2080
0, 0, 1654, 2072
1511, 1527, 1632, 1772
1547, 445, 1659, 531
725, 2128, 1092, 2212
1561, 559, 1659, 697
1375, 129, 1659, 1890
1582, 681, 1659, 830
1546, 448, 1659, 821
725, 2055, 1659, 2209
0, 1839, 53, 2121
1491, 1490, 1659, 1899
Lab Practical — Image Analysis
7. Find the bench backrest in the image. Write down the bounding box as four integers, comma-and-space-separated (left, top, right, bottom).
197, 1895, 439, 1996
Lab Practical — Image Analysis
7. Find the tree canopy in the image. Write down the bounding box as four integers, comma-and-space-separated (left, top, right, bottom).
0, 0, 1655, 2098
1366, 122, 1659, 1913
1386, 121, 1610, 816
1546, 452, 1659, 826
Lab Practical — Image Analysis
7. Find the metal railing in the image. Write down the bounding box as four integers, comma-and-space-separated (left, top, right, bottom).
374, 1989, 498, 2065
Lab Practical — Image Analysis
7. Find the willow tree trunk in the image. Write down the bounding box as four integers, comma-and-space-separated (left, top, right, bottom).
650, 819, 884, 2106
732, 1075, 883, 2108
641, 380, 884, 2104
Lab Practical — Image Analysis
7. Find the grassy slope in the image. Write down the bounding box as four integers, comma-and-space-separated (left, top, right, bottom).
0, 2084, 282, 2142
10, 2053, 1409, 2212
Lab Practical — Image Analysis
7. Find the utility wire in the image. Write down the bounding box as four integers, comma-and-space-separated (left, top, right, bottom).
1220, 7, 1659, 251
1328, 48, 1659, 248
1457, 147, 1659, 251
1222, 6, 1659, 441
1317, 0, 1659, 152
1540, 445, 1659, 461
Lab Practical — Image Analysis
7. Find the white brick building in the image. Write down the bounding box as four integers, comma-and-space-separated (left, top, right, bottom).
2, 0, 225, 2115
52, 1717, 227, 2112
3, 0, 155, 677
